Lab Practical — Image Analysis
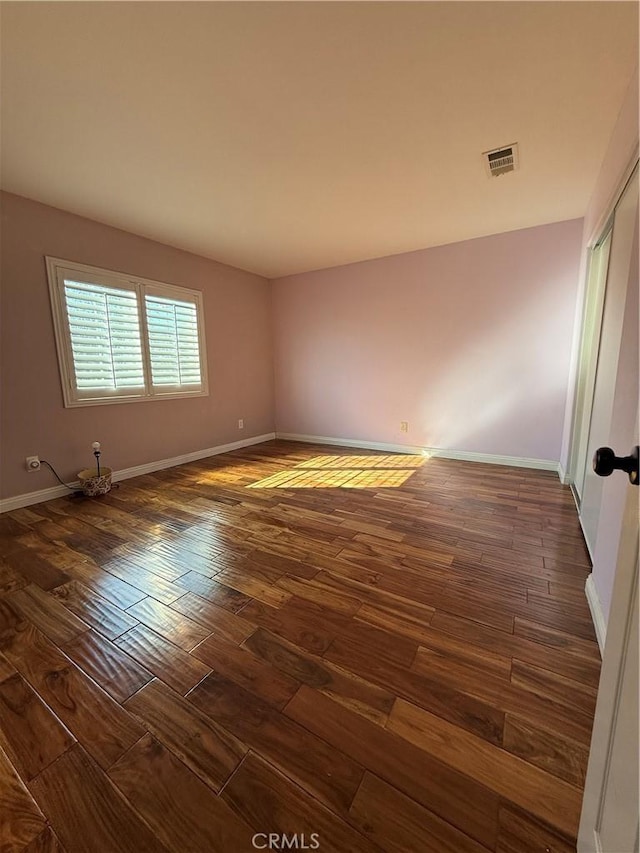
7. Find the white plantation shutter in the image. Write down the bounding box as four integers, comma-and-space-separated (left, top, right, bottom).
145, 293, 203, 391
63, 280, 145, 397
46, 258, 208, 407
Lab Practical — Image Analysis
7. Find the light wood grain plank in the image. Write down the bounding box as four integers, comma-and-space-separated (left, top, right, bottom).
21, 825, 66, 852
52, 581, 138, 640
108, 733, 254, 851
0, 745, 46, 852
28, 744, 168, 853
349, 771, 491, 853
169, 592, 255, 644
172, 571, 252, 612
125, 597, 210, 651
3, 549, 70, 592
114, 624, 211, 695
8, 585, 88, 646
285, 684, 499, 849
244, 627, 395, 724
1, 622, 144, 770
503, 714, 589, 787
62, 630, 153, 703
223, 751, 378, 852
496, 804, 575, 853
387, 697, 582, 838
192, 631, 300, 709
189, 672, 364, 815
0, 673, 75, 780
124, 678, 246, 791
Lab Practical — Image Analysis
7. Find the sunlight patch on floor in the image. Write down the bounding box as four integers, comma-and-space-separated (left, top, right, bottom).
247, 454, 425, 489
295, 454, 426, 469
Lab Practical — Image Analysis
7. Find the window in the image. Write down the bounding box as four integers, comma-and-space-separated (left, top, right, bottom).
46, 257, 208, 407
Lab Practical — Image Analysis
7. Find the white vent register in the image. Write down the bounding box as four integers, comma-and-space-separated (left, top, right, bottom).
484, 143, 519, 177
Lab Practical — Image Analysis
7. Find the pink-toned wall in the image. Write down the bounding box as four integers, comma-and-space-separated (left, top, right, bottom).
1, 192, 274, 500
272, 218, 584, 462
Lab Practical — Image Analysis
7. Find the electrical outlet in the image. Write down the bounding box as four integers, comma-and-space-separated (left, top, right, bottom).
400, 421, 409, 433
238, 419, 244, 430
26, 456, 41, 472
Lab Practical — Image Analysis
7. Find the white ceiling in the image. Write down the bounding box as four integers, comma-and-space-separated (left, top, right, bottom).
1, 2, 637, 278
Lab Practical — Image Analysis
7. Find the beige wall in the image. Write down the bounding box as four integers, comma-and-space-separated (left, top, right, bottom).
0, 192, 274, 500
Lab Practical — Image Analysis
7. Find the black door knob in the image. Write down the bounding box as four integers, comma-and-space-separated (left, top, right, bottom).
593, 446, 639, 485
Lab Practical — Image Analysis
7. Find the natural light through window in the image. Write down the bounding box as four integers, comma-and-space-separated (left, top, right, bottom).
46, 257, 208, 407
248, 454, 426, 489
295, 454, 425, 469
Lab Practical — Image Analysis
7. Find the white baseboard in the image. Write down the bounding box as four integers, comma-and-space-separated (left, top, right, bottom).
0, 432, 276, 514
275, 432, 560, 473
564, 491, 602, 655
113, 432, 276, 482
576, 506, 596, 563
425, 447, 559, 472
0, 482, 84, 513
276, 432, 427, 455
585, 573, 606, 655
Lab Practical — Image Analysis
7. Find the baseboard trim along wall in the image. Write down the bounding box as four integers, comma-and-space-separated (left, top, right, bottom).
275, 432, 561, 473
0, 432, 276, 513
585, 573, 606, 655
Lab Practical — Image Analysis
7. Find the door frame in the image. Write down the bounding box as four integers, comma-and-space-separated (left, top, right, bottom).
566, 150, 639, 493
566, 226, 613, 505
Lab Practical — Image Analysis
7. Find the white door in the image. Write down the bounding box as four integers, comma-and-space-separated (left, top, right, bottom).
578, 466, 638, 853
577, 164, 639, 853
579, 166, 638, 607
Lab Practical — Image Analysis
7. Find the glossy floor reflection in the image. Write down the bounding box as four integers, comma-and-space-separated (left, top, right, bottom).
0, 439, 598, 852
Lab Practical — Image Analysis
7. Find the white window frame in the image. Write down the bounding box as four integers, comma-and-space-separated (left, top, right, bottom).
46, 257, 209, 408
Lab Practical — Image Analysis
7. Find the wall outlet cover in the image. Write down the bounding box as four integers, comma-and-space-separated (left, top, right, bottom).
26, 456, 41, 472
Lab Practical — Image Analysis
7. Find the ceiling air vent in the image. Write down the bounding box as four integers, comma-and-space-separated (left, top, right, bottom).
484, 143, 519, 178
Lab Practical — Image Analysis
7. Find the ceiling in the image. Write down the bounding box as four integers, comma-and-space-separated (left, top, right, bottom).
1, 2, 637, 278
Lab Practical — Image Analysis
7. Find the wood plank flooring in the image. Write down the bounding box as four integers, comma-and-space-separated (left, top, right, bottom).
0, 440, 600, 852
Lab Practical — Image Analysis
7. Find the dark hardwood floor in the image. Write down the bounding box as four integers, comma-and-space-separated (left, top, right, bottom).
0, 440, 600, 852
